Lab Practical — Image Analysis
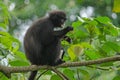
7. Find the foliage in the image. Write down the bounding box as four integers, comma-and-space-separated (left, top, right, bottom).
0, 0, 120, 80
0, 1, 9, 30
62, 16, 120, 80
67, 16, 120, 60
113, 0, 120, 12
0, 2, 29, 80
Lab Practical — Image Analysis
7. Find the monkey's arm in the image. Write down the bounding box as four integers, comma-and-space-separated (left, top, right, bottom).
53, 26, 73, 38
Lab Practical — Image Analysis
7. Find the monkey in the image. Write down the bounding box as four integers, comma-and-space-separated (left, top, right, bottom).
63, 36, 72, 43
24, 10, 73, 80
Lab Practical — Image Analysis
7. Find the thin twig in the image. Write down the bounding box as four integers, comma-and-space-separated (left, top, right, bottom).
51, 67, 69, 80
36, 69, 49, 80
76, 69, 80, 80
87, 65, 110, 71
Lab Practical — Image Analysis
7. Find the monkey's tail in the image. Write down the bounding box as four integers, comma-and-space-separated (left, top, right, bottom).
28, 71, 37, 80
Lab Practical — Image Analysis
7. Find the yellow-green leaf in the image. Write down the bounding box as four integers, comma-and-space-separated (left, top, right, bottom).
67, 46, 76, 61
113, 0, 120, 12
67, 44, 84, 61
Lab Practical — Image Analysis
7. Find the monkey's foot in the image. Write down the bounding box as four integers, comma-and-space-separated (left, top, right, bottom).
55, 59, 65, 65
49, 59, 65, 66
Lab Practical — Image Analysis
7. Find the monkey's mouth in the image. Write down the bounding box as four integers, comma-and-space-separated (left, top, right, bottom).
61, 23, 65, 28
60, 19, 66, 27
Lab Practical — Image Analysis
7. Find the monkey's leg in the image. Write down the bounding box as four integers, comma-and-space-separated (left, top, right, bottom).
54, 48, 65, 65
56, 59, 65, 65
60, 48, 65, 59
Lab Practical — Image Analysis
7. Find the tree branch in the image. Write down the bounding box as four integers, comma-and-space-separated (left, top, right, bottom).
58, 55, 120, 68
0, 56, 120, 78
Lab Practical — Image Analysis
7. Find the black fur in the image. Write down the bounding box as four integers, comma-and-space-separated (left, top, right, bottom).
24, 10, 73, 80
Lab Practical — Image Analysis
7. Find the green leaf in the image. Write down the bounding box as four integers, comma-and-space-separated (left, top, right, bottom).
77, 16, 84, 22
85, 49, 101, 60
102, 42, 120, 55
67, 44, 84, 61
14, 51, 27, 60
88, 20, 98, 26
0, 31, 11, 37
80, 42, 92, 48
63, 69, 75, 80
105, 23, 119, 36
67, 46, 76, 61
78, 69, 90, 80
74, 29, 89, 38
85, 24, 96, 34
9, 59, 29, 66
113, 0, 120, 12
61, 40, 70, 46
113, 76, 120, 80
85, 23, 99, 36
108, 27, 118, 36
0, 72, 9, 80
0, 31, 20, 53
11, 42, 19, 53
95, 16, 111, 24
50, 75, 62, 80
0, 23, 7, 29
72, 21, 89, 39
0, 2, 10, 25
73, 44, 84, 56
43, 70, 52, 75
82, 17, 91, 22
72, 20, 82, 28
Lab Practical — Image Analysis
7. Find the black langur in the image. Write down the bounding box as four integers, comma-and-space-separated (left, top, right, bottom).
24, 10, 73, 80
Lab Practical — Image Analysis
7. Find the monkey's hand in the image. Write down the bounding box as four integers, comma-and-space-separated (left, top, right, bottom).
63, 36, 72, 43
66, 26, 73, 31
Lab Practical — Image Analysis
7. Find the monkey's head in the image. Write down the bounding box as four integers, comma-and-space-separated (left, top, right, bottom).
49, 10, 66, 27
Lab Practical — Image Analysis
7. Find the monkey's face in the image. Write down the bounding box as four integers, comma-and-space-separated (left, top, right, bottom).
49, 11, 66, 27
58, 15, 66, 27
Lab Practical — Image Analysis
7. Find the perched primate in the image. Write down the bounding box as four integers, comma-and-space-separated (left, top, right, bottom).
63, 36, 72, 43
24, 10, 73, 80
